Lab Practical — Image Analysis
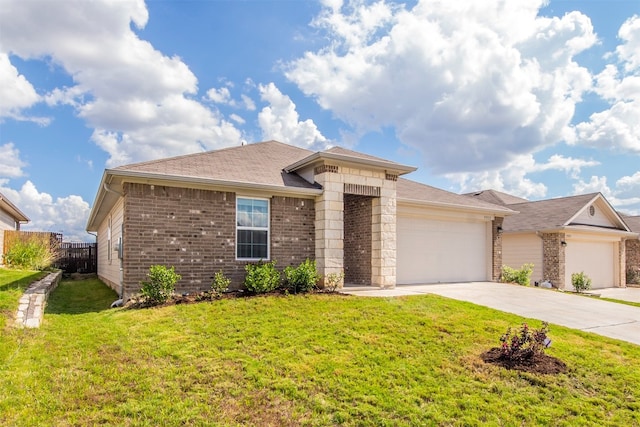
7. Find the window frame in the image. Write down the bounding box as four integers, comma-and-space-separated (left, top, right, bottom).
235, 196, 270, 261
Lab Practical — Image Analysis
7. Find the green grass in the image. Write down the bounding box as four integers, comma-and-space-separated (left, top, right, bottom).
599, 298, 640, 308
1, 278, 639, 426
0, 268, 47, 329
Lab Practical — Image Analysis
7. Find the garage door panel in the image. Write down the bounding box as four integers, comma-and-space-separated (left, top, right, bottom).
397, 215, 488, 284
565, 241, 615, 289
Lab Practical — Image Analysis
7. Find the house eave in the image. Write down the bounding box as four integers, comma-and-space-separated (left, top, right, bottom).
531, 225, 638, 238
86, 169, 323, 232
398, 197, 517, 217
0, 193, 30, 223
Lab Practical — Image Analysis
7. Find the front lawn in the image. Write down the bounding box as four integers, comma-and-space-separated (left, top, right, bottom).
1, 278, 639, 426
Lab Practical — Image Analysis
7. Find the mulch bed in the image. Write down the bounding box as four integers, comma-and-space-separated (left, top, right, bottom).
124, 288, 345, 309
480, 347, 567, 375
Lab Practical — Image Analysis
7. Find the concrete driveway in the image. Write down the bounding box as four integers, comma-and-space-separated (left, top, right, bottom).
341, 282, 640, 346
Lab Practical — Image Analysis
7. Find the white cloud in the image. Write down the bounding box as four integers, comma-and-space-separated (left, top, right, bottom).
573, 174, 640, 214
0, 52, 49, 124
286, 0, 597, 174
575, 16, 640, 154
0, 181, 92, 242
448, 153, 599, 199
0, 0, 242, 167
0, 142, 27, 179
206, 86, 233, 104
258, 82, 331, 150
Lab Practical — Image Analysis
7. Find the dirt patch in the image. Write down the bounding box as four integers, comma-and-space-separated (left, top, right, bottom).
480, 347, 567, 375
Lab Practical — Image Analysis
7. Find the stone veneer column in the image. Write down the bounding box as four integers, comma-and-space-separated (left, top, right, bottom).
491, 217, 504, 281
619, 239, 627, 287
314, 168, 344, 286
371, 179, 397, 288
542, 232, 566, 289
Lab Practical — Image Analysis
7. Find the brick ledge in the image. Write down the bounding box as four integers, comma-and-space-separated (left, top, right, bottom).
15, 271, 62, 328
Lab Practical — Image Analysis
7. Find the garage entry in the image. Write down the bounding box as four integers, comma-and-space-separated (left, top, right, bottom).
565, 239, 616, 289
397, 214, 490, 284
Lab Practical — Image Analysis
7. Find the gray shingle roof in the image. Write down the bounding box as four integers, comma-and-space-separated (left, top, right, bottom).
397, 179, 515, 214
622, 215, 640, 233
113, 140, 318, 189
502, 193, 600, 232
464, 189, 529, 206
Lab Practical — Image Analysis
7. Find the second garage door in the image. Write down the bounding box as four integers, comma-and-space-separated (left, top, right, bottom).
397, 214, 489, 284
565, 240, 616, 289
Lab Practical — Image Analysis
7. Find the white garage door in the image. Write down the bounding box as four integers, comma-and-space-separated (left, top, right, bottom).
565, 240, 615, 289
397, 215, 488, 284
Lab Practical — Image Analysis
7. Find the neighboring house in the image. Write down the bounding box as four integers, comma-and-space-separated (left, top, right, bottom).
86, 140, 514, 300
467, 190, 637, 289
623, 215, 640, 282
0, 191, 30, 266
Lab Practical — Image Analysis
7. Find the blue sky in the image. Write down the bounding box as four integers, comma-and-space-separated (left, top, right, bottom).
1, 0, 639, 241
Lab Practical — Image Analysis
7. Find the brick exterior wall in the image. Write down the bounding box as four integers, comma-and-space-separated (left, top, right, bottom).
270, 196, 316, 268
542, 232, 566, 289
344, 194, 372, 285
121, 183, 315, 299
492, 217, 504, 281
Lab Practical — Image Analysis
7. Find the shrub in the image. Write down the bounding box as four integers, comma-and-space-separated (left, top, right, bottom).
211, 271, 231, 296
244, 260, 280, 294
140, 265, 181, 304
571, 271, 592, 293
3, 237, 57, 271
284, 259, 320, 293
324, 271, 345, 292
500, 322, 551, 362
500, 263, 533, 286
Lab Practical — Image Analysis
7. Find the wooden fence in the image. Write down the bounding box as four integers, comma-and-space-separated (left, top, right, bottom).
3, 230, 97, 273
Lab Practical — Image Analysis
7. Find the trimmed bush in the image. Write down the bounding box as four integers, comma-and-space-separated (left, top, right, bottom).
571, 271, 592, 293
244, 260, 280, 294
500, 322, 551, 362
500, 263, 533, 286
140, 265, 181, 304
211, 271, 231, 296
284, 259, 320, 293
324, 271, 345, 292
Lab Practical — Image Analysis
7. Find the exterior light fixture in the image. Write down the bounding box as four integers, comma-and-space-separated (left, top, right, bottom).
496, 226, 503, 234
561, 241, 567, 247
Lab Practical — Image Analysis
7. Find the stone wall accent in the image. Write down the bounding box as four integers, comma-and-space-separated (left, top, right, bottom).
542, 232, 566, 289
15, 270, 62, 328
344, 194, 372, 285
492, 217, 504, 281
627, 239, 640, 284
122, 183, 315, 300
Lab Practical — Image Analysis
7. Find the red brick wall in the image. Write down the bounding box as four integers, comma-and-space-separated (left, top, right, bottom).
344, 194, 372, 285
121, 183, 315, 299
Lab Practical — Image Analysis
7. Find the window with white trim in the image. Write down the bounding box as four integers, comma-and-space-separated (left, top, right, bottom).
236, 197, 269, 260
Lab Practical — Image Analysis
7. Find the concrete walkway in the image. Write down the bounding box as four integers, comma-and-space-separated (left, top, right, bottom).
341, 282, 640, 346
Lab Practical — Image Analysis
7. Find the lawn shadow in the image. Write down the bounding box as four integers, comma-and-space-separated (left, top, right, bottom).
0, 271, 47, 292
45, 276, 119, 315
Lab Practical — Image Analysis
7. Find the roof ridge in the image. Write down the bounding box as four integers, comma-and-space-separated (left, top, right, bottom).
112, 140, 308, 170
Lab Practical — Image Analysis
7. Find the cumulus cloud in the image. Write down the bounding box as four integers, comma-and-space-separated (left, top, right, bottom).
447, 153, 599, 199
573, 174, 640, 214
0, 181, 92, 242
0, 0, 242, 167
0, 52, 48, 124
258, 82, 331, 150
0, 143, 27, 179
286, 0, 596, 174
575, 16, 640, 154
